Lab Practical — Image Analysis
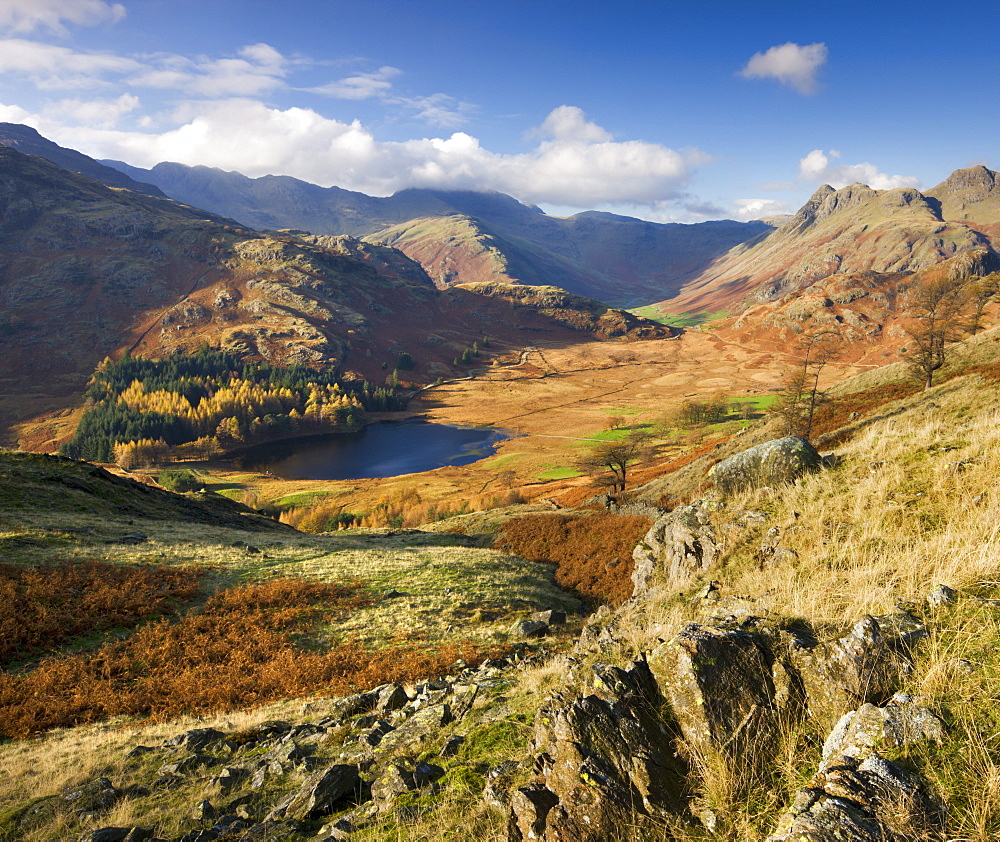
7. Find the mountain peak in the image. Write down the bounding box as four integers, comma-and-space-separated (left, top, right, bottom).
788, 183, 879, 231
0, 122, 165, 198
926, 165, 1000, 224
808, 183, 837, 204
930, 164, 997, 198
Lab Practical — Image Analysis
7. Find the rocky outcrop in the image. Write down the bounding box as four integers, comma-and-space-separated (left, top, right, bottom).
768, 694, 944, 841
648, 623, 804, 784
789, 612, 924, 714
631, 503, 719, 596
768, 754, 939, 842
45, 652, 542, 842
821, 693, 945, 765
272, 765, 361, 822
710, 436, 822, 496
561, 607, 932, 833
507, 659, 688, 841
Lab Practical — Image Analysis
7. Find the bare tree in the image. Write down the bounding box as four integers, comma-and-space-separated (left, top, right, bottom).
577, 431, 650, 495
902, 274, 971, 390
771, 329, 842, 440
967, 271, 1000, 334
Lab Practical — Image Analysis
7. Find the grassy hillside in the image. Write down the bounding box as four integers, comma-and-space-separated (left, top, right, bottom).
3, 327, 1000, 839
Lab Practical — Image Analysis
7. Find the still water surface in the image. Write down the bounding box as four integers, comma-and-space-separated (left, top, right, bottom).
234, 418, 509, 480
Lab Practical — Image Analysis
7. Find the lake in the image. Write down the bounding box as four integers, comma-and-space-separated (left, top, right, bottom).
233, 418, 510, 480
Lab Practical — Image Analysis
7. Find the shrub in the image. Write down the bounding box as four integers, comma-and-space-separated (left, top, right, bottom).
157, 468, 204, 493
0, 560, 204, 665
494, 513, 651, 605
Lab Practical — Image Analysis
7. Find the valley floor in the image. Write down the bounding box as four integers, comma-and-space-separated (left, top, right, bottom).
209, 329, 862, 523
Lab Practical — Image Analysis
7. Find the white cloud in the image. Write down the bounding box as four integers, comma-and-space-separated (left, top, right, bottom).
0, 0, 125, 36
732, 198, 791, 221
505, 134, 690, 207
309, 67, 473, 128
24, 101, 699, 208
0, 102, 32, 123
238, 43, 284, 71
798, 148, 920, 190
0, 38, 139, 88
42, 92, 138, 128
128, 45, 289, 98
534, 105, 612, 143
309, 66, 401, 100
0, 38, 288, 97
393, 92, 474, 129
740, 42, 828, 94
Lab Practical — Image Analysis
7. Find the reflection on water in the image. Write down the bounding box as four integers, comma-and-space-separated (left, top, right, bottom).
234, 418, 509, 480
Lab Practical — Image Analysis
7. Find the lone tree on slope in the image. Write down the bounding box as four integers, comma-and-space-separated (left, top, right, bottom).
577, 431, 650, 495
968, 271, 1000, 334
771, 328, 842, 440
902, 274, 972, 390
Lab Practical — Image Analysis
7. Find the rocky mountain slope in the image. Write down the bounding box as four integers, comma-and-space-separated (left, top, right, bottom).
0, 146, 668, 450
926, 163, 1000, 232
365, 211, 769, 306
709, 248, 1000, 366
0, 123, 165, 197
661, 167, 1000, 316
97, 144, 768, 306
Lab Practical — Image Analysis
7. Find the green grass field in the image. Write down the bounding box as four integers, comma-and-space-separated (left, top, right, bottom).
628, 306, 730, 327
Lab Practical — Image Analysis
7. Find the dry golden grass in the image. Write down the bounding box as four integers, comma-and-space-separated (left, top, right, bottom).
624, 377, 1000, 628
904, 602, 1000, 841
281, 484, 526, 531
606, 370, 1000, 839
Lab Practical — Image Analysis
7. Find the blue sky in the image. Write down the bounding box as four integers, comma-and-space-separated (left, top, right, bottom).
0, 0, 996, 222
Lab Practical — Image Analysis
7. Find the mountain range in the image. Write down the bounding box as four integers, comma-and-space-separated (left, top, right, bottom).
0, 139, 668, 450
6, 122, 999, 322
2, 121, 1000, 447
100, 153, 770, 307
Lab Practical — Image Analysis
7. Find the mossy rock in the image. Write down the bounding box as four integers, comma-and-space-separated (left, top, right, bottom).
709, 436, 822, 495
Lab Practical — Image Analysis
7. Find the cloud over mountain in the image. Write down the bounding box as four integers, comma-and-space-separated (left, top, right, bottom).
12, 100, 699, 209
798, 148, 920, 190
